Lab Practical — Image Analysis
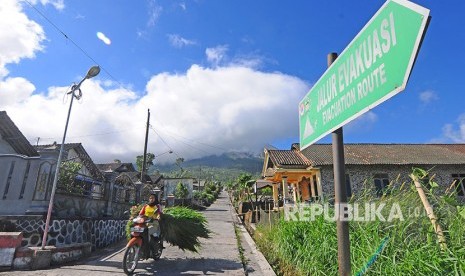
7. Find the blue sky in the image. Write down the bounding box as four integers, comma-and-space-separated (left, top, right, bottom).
1, 0, 464, 163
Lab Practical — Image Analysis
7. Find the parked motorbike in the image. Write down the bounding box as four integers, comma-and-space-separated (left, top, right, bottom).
123, 215, 163, 274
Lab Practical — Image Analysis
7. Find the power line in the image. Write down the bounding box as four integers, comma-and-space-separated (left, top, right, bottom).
154, 124, 228, 152
23, 0, 123, 87
153, 118, 229, 152
28, 125, 146, 144
148, 125, 183, 159
150, 125, 213, 156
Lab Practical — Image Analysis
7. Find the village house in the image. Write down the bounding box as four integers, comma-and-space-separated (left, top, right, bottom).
0, 111, 141, 219
95, 161, 166, 206
262, 143, 465, 207
96, 161, 137, 213
162, 177, 195, 200
0, 111, 131, 250
0, 111, 41, 216
28, 142, 113, 218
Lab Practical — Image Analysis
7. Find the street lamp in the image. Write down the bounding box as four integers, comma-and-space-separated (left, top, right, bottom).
41, 66, 100, 249
156, 150, 173, 159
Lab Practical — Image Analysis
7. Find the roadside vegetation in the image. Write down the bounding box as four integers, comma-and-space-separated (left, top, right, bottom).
193, 182, 221, 207
254, 168, 465, 275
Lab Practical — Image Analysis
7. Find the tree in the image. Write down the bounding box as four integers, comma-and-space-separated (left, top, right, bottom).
58, 161, 82, 194
235, 173, 254, 203
175, 157, 184, 166
174, 157, 185, 177
174, 182, 189, 205
136, 153, 155, 173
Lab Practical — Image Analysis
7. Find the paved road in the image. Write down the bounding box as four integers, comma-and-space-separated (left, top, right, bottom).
1, 192, 247, 275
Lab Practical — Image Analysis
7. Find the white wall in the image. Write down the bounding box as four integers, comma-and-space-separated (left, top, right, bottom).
0, 155, 41, 215
0, 138, 16, 154
163, 178, 194, 199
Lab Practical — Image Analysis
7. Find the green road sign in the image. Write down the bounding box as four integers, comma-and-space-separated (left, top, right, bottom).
299, 0, 429, 150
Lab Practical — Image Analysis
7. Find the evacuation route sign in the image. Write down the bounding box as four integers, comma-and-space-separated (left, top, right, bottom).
299, 0, 429, 150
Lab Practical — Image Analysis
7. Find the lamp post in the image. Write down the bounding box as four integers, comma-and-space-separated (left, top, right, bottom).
41, 66, 100, 249
156, 150, 173, 159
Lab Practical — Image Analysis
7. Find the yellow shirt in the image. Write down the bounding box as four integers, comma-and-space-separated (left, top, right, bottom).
144, 204, 159, 219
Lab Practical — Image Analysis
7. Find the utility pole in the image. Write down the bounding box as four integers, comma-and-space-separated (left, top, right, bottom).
328, 53, 351, 276
138, 109, 150, 203
199, 165, 202, 191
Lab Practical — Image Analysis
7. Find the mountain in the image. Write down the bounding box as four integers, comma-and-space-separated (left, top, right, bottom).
150, 152, 264, 183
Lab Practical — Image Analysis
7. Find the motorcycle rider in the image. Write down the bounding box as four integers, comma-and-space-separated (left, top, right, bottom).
139, 192, 163, 258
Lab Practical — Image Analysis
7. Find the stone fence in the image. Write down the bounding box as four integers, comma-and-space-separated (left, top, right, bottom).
0, 216, 127, 251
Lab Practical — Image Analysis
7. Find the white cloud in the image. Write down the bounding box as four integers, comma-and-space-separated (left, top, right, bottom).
229, 55, 264, 70
0, 0, 309, 164
3, 65, 308, 163
179, 3, 186, 11
419, 90, 439, 105
28, 0, 65, 10
346, 111, 378, 133
0, 0, 46, 77
0, 77, 35, 106
147, 0, 163, 27
96, 32, 112, 45
442, 114, 465, 142
167, 34, 196, 48
206, 45, 229, 67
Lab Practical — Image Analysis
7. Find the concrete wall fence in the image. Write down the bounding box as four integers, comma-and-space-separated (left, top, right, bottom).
0, 217, 127, 270
0, 217, 127, 250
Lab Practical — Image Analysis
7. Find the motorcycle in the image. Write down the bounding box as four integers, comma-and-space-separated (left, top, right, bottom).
123, 215, 163, 274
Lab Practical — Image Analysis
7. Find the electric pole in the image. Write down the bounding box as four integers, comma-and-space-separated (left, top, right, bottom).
137, 109, 150, 203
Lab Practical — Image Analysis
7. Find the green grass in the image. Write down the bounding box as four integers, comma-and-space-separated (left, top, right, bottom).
254, 174, 465, 275
234, 224, 248, 269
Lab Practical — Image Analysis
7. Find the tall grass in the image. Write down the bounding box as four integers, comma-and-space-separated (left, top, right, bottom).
254, 172, 465, 275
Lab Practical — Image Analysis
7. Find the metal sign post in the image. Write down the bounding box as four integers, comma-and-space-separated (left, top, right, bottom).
328, 53, 351, 276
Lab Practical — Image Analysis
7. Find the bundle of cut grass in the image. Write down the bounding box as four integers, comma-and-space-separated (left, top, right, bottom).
160, 206, 211, 253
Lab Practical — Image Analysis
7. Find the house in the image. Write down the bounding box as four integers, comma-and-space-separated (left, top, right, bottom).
0, 111, 133, 250
0, 111, 41, 215
262, 143, 465, 207
28, 142, 109, 217
193, 179, 206, 191
0, 110, 128, 218
161, 177, 195, 200
34, 143, 105, 197
95, 162, 165, 206
96, 161, 137, 205
96, 161, 136, 174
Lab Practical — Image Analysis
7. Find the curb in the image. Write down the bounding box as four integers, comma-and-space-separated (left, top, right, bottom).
236, 223, 276, 276
227, 195, 276, 276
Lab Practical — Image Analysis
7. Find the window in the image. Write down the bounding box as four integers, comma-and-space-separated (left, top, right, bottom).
312, 175, 319, 200
373, 173, 389, 197
19, 161, 31, 199
345, 174, 352, 197
112, 187, 118, 202
125, 190, 131, 202
452, 174, 465, 196
3, 161, 15, 199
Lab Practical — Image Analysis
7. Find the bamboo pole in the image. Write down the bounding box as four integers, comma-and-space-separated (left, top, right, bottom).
410, 174, 447, 250
256, 206, 259, 224
268, 202, 272, 230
